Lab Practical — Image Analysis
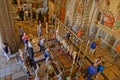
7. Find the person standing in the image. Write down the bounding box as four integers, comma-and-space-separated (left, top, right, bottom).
95, 61, 104, 80
44, 47, 50, 65
86, 64, 97, 80
19, 49, 24, 62
89, 41, 97, 56
41, 13, 44, 24
19, 8, 24, 21
38, 11, 42, 24
38, 37, 45, 52
96, 36, 102, 49
77, 29, 83, 37
18, 26, 24, 43
27, 39, 34, 60
28, 9, 31, 21
24, 9, 28, 21
65, 31, 70, 40
22, 33, 29, 44
3, 43, 10, 61
32, 9, 36, 20
22, 33, 29, 50
28, 56, 36, 73
72, 50, 77, 64
37, 23, 42, 37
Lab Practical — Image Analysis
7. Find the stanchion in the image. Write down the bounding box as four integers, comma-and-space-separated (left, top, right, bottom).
77, 40, 89, 79
46, 22, 48, 46
77, 42, 89, 78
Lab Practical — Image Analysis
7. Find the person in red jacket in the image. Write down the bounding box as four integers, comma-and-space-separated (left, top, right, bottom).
22, 33, 29, 50
22, 33, 29, 44
77, 29, 83, 37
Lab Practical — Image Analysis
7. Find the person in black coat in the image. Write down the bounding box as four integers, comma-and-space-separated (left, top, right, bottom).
32, 10, 36, 20
19, 8, 24, 21
38, 11, 42, 24
46, 12, 49, 22
28, 9, 31, 21
3, 43, 10, 61
27, 40, 34, 59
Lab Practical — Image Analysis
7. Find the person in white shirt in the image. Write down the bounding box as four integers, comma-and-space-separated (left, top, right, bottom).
44, 48, 50, 65
24, 9, 28, 21
37, 23, 42, 37
38, 38, 45, 52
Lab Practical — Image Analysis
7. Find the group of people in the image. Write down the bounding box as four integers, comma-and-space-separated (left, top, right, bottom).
18, 6, 49, 25
89, 36, 101, 56
100, 10, 115, 29
18, 21, 52, 80
85, 57, 104, 80
55, 26, 105, 79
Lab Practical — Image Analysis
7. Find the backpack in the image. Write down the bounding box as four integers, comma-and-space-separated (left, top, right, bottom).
44, 51, 50, 58
97, 65, 104, 73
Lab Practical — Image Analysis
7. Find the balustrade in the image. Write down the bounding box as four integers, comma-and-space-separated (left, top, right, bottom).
54, 18, 90, 79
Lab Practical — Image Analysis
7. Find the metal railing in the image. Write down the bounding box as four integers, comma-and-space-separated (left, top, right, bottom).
54, 18, 109, 80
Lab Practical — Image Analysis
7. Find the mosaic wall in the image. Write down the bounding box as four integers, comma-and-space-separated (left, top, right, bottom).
97, 0, 120, 32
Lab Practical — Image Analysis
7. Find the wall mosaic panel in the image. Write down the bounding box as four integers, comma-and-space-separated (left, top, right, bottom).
96, 0, 120, 32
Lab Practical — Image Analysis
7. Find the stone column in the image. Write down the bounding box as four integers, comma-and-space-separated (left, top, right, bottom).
0, 32, 3, 49
17, 0, 21, 8
0, 0, 18, 53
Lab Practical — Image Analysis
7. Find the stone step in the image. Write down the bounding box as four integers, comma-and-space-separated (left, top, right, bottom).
12, 71, 26, 80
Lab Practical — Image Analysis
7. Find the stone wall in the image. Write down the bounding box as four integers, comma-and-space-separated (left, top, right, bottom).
0, 0, 18, 53
89, 0, 120, 51
65, 0, 76, 26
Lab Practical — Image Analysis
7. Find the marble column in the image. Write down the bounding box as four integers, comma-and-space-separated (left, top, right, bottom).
0, 0, 18, 53
17, 0, 21, 8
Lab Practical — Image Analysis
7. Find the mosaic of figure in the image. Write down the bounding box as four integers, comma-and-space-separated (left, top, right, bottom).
109, 13, 115, 28
104, 11, 110, 26
97, 0, 120, 30
96, 0, 120, 32
115, 11, 120, 30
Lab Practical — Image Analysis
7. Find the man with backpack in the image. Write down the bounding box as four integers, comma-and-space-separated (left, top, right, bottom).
44, 47, 50, 65
86, 64, 97, 80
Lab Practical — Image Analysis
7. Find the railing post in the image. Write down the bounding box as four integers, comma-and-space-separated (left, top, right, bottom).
77, 40, 89, 79
46, 22, 48, 44
55, 18, 57, 31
